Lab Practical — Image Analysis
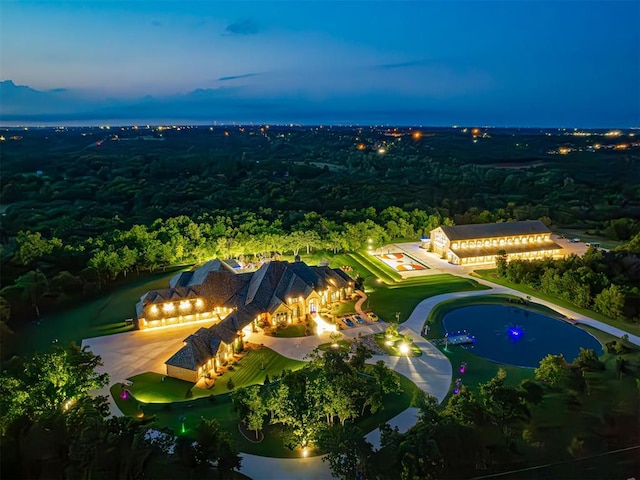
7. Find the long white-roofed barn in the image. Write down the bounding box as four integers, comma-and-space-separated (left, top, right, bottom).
429, 220, 563, 266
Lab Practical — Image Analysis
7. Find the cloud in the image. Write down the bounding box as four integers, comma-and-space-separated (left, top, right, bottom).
218, 73, 262, 82
223, 18, 259, 36
374, 60, 428, 70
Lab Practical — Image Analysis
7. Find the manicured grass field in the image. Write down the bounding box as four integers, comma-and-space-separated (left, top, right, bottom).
123, 372, 212, 403
16, 267, 190, 355
366, 274, 490, 326
209, 347, 307, 395
473, 269, 640, 336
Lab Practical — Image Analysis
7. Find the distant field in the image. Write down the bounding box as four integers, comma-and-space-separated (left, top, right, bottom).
16, 267, 189, 355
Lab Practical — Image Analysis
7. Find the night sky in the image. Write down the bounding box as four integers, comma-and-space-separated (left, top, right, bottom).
1, 1, 639, 127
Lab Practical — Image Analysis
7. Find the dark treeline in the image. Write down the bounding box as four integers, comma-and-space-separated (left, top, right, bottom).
496, 244, 640, 322
1, 125, 638, 242
0, 206, 452, 329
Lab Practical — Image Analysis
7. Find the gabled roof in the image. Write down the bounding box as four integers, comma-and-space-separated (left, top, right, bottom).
439, 220, 551, 241
162, 261, 355, 373
170, 259, 237, 288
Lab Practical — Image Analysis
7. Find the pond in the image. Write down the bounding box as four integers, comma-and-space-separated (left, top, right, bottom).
442, 304, 602, 368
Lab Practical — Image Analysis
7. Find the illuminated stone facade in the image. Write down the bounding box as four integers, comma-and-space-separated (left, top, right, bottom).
135, 259, 354, 382
430, 220, 563, 266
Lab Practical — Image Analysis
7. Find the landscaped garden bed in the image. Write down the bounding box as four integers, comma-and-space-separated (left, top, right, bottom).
374, 333, 421, 356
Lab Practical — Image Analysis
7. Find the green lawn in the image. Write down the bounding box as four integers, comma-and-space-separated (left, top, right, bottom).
331, 299, 358, 316
16, 267, 190, 355
209, 347, 307, 395
366, 274, 490, 326
473, 269, 640, 336
122, 372, 212, 403
270, 324, 308, 338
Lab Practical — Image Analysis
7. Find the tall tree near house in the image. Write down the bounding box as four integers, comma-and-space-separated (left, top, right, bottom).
232, 386, 267, 440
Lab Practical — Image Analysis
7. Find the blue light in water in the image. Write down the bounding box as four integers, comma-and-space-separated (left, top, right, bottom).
507, 326, 524, 339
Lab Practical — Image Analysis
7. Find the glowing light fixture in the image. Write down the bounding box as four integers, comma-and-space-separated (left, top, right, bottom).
313, 314, 337, 335
399, 343, 410, 355
163, 303, 175, 313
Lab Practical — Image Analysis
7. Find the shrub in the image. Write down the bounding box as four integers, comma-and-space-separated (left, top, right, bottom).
227, 378, 235, 390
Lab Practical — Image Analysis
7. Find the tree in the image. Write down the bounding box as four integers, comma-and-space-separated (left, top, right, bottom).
316, 424, 375, 479
441, 386, 485, 427
519, 379, 544, 406
348, 342, 373, 372
232, 386, 266, 439
15, 230, 57, 266
593, 284, 625, 320
12, 270, 49, 318
573, 347, 604, 372
478, 369, 529, 442
0, 343, 109, 427
535, 354, 569, 388
193, 418, 241, 478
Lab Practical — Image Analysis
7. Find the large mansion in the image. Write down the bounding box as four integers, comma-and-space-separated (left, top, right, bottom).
136, 260, 354, 382
429, 220, 563, 266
